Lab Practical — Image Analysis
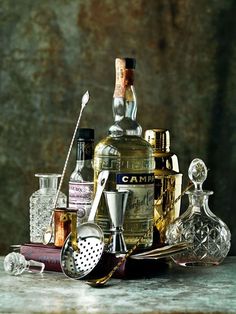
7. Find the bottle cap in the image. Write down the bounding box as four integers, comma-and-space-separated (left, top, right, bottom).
145, 128, 170, 152
76, 128, 94, 141
125, 58, 136, 69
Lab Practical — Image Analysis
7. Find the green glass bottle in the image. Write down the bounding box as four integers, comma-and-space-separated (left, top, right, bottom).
94, 58, 155, 249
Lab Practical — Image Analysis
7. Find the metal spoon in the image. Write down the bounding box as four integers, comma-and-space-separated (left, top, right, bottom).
86, 223, 152, 287
130, 242, 192, 259
86, 183, 193, 288
43, 91, 90, 245
86, 241, 191, 287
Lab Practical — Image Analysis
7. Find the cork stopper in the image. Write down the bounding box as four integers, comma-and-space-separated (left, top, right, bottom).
115, 57, 136, 69
144, 128, 170, 152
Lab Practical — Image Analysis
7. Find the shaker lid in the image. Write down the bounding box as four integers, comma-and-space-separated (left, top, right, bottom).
76, 128, 94, 140
145, 128, 170, 152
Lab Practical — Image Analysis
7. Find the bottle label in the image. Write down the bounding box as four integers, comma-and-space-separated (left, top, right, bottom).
69, 182, 93, 219
116, 173, 155, 217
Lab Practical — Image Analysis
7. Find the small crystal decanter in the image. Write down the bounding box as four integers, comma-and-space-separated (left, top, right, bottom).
166, 158, 231, 266
29, 173, 67, 243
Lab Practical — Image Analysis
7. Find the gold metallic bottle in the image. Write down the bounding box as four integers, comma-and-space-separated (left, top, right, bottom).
144, 129, 182, 245
94, 58, 155, 249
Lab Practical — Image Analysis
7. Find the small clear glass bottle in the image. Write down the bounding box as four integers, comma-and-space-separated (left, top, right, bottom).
29, 173, 67, 243
166, 158, 231, 266
69, 128, 94, 224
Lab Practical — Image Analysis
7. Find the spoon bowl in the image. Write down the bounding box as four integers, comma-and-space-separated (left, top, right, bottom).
86, 274, 113, 288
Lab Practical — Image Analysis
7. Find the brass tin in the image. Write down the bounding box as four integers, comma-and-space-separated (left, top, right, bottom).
54, 208, 77, 247
145, 129, 182, 244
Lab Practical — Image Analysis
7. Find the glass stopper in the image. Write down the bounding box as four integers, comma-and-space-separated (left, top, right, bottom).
188, 158, 208, 191
4, 252, 45, 276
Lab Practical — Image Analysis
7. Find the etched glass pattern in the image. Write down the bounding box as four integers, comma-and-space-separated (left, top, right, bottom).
4, 252, 45, 275
166, 159, 231, 266
29, 174, 67, 243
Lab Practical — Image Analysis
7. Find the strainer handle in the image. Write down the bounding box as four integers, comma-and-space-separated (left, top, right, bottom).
88, 170, 109, 222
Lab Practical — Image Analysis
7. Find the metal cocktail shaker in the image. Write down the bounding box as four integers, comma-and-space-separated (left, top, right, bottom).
145, 129, 182, 245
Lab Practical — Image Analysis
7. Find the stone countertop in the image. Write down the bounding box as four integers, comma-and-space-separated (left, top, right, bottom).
0, 256, 235, 314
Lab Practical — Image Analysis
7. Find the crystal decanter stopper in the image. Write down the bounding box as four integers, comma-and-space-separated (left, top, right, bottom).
166, 158, 231, 266
4, 252, 45, 276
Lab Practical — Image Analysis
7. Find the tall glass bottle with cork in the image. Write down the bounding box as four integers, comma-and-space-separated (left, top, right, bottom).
94, 58, 155, 249
69, 128, 94, 224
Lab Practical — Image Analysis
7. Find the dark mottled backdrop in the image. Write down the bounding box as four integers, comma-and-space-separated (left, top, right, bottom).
0, 0, 235, 255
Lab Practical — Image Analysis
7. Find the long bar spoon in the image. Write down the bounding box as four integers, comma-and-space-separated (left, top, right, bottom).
43, 91, 90, 245
86, 241, 191, 287
86, 183, 193, 288
86, 227, 152, 287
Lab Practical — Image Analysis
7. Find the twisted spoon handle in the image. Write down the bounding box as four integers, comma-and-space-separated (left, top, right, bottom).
43, 91, 89, 245
96, 182, 193, 283
53, 91, 90, 209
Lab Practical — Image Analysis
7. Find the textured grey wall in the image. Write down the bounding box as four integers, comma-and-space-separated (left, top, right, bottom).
0, 0, 235, 254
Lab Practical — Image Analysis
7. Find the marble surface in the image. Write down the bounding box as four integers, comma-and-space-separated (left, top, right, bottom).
0, 256, 235, 314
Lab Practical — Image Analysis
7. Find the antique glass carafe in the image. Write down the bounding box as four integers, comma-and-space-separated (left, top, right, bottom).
166, 158, 231, 266
29, 173, 67, 243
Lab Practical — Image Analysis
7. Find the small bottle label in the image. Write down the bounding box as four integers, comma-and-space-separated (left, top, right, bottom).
69, 182, 93, 220
117, 173, 155, 185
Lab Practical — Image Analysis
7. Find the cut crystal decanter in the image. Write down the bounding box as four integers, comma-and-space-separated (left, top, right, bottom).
166, 158, 231, 266
29, 173, 67, 243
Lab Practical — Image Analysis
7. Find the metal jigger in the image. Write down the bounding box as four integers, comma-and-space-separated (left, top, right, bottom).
104, 190, 129, 255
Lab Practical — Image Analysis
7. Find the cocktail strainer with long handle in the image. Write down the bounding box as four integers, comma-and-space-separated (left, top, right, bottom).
60, 170, 109, 279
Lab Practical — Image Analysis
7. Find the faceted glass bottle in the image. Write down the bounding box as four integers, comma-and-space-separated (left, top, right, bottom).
29, 173, 67, 243
166, 158, 231, 266
69, 128, 94, 224
94, 58, 155, 249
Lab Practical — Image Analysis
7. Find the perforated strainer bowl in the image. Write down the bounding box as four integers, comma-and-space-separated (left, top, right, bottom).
60, 233, 104, 279
60, 171, 109, 279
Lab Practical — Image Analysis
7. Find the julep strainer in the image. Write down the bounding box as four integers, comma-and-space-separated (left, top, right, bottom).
60, 170, 109, 279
